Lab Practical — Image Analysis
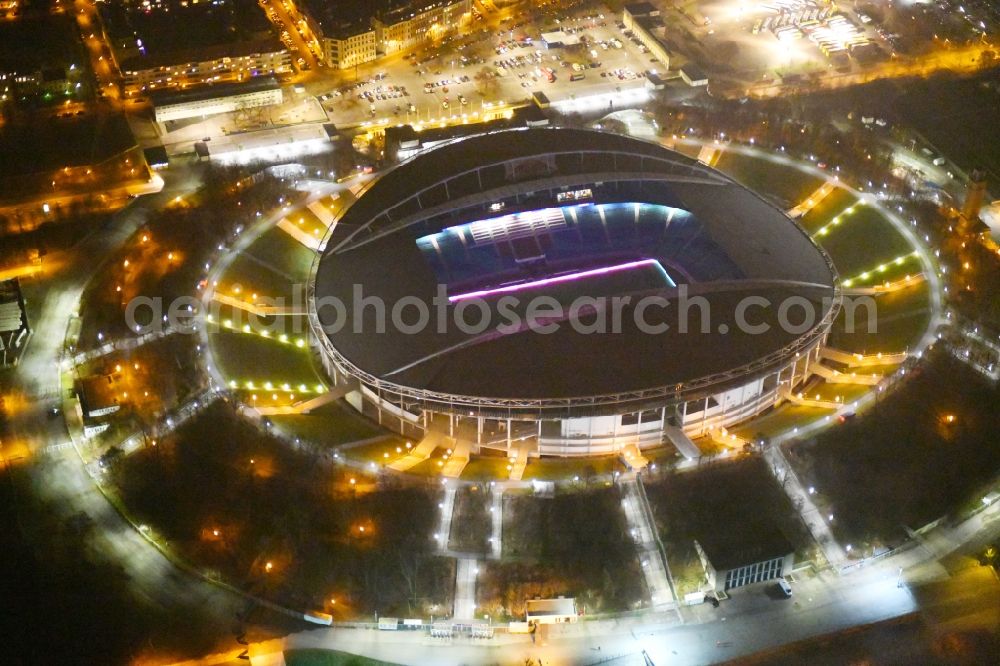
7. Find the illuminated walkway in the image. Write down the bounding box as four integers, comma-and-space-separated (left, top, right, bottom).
787, 180, 836, 219
820, 347, 908, 367
622, 477, 677, 610
488, 485, 503, 560
387, 431, 443, 472
764, 445, 847, 567
453, 557, 478, 620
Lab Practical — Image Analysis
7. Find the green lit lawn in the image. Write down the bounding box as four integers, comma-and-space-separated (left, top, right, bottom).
813, 206, 913, 277
246, 226, 317, 283
714, 152, 824, 206
733, 404, 837, 441
843, 256, 923, 288
209, 329, 323, 387
206, 305, 312, 341
220, 252, 297, 301
281, 208, 328, 242
520, 454, 624, 482
828, 282, 932, 354
269, 401, 389, 448
804, 381, 874, 405
797, 187, 859, 234
461, 453, 512, 481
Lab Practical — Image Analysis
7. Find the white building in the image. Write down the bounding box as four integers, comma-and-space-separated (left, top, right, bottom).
151, 77, 282, 123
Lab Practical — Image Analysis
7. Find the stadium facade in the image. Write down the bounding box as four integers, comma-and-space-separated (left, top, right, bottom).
308, 128, 840, 457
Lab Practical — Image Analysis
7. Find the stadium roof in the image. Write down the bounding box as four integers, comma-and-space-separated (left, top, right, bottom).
313, 128, 837, 403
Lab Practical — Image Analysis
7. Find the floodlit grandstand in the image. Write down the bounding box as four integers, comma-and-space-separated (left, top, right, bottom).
309, 128, 840, 457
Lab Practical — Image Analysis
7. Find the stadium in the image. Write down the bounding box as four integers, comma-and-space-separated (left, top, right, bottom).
308, 128, 841, 458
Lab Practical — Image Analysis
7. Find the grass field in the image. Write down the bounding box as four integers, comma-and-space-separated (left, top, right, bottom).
220, 252, 298, 302
841, 255, 923, 288
734, 404, 838, 441
269, 401, 388, 448
784, 351, 1000, 548
803, 381, 875, 405
813, 206, 914, 278
714, 152, 825, 207
209, 330, 324, 389
520, 454, 625, 482
112, 402, 451, 617
643, 457, 817, 594
486, 486, 646, 616
245, 226, 317, 283
796, 188, 859, 235
828, 282, 932, 354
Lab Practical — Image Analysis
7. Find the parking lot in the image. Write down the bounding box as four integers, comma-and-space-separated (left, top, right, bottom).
317, 4, 674, 128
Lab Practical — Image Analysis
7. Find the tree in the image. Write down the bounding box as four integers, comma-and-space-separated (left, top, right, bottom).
474, 66, 498, 97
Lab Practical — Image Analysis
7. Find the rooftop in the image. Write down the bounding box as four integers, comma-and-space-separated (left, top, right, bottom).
697, 526, 794, 572
101, 0, 279, 69
313, 129, 837, 404
149, 75, 280, 108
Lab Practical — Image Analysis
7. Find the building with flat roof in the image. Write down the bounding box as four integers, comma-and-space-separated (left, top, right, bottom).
98, 0, 290, 95
623, 3, 671, 71
525, 598, 577, 624
0, 279, 29, 367
150, 76, 282, 123
695, 527, 795, 592
309, 128, 840, 457
680, 64, 708, 87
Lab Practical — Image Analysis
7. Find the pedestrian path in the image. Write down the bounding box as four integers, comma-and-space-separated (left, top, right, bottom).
453, 557, 478, 620
441, 438, 472, 478
696, 144, 722, 167
810, 362, 882, 385
763, 445, 846, 567
787, 180, 836, 218
251, 383, 353, 416
387, 431, 445, 471
489, 485, 503, 560
435, 485, 457, 553
621, 477, 676, 609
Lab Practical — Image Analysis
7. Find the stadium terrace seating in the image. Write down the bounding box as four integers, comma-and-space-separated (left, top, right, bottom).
415, 202, 743, 292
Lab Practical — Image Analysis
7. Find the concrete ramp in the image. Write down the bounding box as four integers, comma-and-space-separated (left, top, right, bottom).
781, 391, 841, 410
621, 443, 649, 471
820, 347, 908, 367
276, 217, 323, 251
664, 425, 701, 459
388, 430, 449, 472
252, 383, 354, 416
453, 558, 478, 620
508, 440, 533, 480
787, 180, 836, 218
441, 438, 472, 478
211, 292, 307, 316
697, 144, 720, 166
811, 363, 882, 385
307, 199, 336, 227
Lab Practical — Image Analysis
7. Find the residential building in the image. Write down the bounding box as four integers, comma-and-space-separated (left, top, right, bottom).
97, 0, 291, 95
374, 0, 471, 55
299, 0, 469, 69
